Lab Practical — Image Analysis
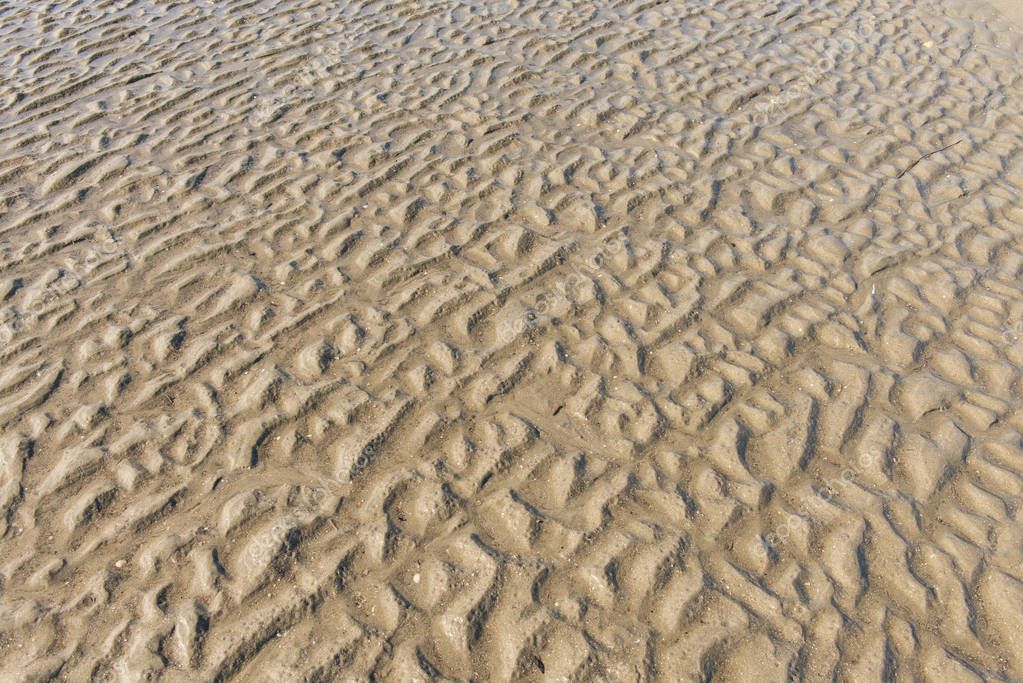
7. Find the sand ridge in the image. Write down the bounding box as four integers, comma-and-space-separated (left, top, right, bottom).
1, 0, 1023, 680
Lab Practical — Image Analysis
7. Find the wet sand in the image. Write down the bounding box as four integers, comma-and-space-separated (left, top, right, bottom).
1, 0, 1023, 680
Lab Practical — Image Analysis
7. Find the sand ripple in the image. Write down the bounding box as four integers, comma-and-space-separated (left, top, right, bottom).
1, 0, 1023, 680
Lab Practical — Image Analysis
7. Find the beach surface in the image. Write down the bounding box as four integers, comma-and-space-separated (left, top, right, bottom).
1, 0, 1023, 680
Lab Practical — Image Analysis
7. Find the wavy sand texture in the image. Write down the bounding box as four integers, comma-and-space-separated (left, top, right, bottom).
1, 0, 1023, 680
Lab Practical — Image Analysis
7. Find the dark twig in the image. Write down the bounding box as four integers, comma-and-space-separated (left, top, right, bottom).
896, 139, 963, 179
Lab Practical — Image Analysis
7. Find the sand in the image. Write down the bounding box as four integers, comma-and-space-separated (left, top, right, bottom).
1, 0, 1022, 680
